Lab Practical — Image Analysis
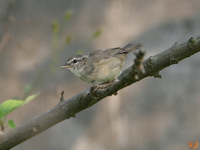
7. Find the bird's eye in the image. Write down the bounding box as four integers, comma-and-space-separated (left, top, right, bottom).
73, 59, 77, 63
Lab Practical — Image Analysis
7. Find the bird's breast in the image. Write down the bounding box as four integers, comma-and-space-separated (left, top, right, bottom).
94, 57, 124, 83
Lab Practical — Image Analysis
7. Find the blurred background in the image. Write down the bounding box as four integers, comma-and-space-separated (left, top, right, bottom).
0, 0, 200, 149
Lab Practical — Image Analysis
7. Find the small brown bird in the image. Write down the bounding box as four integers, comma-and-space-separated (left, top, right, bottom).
60, 43, 142, 89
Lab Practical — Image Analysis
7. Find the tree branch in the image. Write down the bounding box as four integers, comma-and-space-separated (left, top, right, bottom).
0, 36, 200, 150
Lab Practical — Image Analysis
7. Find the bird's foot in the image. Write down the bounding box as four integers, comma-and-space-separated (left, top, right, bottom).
93, 78, 119, 92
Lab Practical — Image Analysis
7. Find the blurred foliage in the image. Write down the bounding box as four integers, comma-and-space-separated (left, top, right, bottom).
64, 9, 73, 22
21, 9, 103, 101
92, 28, 103, 38
52, 20, 60, 34
65, 35, 73, 44
76, 28, 103, 53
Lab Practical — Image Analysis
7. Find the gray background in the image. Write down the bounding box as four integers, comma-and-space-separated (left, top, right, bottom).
0, 0, 200, 150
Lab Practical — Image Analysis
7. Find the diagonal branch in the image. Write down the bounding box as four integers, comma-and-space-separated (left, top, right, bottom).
0, 36, 200, 150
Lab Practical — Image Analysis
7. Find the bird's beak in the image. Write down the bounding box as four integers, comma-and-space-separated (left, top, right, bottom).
60, 65, 71, 69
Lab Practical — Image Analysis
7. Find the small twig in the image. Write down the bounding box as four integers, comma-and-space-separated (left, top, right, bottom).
60, 90, 65, 102
134, 49, 146, 73
131, 49, 146, 80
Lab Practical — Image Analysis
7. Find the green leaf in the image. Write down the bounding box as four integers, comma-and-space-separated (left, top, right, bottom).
92, 28, 103, 38
23, 93, 39, 105
0, 94, 39, 116
0, 109, 4, 119
64, 10, 73, 22
0, 100, 24, 115
8, 120, 16, 128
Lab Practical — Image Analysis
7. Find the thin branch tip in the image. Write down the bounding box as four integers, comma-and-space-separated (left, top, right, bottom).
60, 90, 65, 102
133, 49, 146, 76
173, 41, 181, 47
153, 72, 162, 78
188, 36, 198, 50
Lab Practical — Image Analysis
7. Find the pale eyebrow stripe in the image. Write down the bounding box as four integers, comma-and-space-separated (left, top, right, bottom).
69, 57, 82, 63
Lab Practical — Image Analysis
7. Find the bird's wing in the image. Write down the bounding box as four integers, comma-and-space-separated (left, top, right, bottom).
118, 43, 142, 54
89, 47, 122, 62
88, 43, 142, 62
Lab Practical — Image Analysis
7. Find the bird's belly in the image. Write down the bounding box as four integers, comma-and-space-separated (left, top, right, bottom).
78, 57, 124, 85
94, 57, 123, 83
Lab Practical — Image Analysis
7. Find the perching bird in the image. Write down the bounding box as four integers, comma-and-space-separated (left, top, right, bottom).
60, 43, 142, 89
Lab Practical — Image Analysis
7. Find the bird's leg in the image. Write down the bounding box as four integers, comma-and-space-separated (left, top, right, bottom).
90, 78, 119, 98
93, 78, 119, 92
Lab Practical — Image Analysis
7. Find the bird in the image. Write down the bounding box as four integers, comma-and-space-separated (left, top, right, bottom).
60, 43, 142, 90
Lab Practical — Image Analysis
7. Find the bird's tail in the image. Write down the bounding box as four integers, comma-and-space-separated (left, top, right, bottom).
121, 42, 142, 54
